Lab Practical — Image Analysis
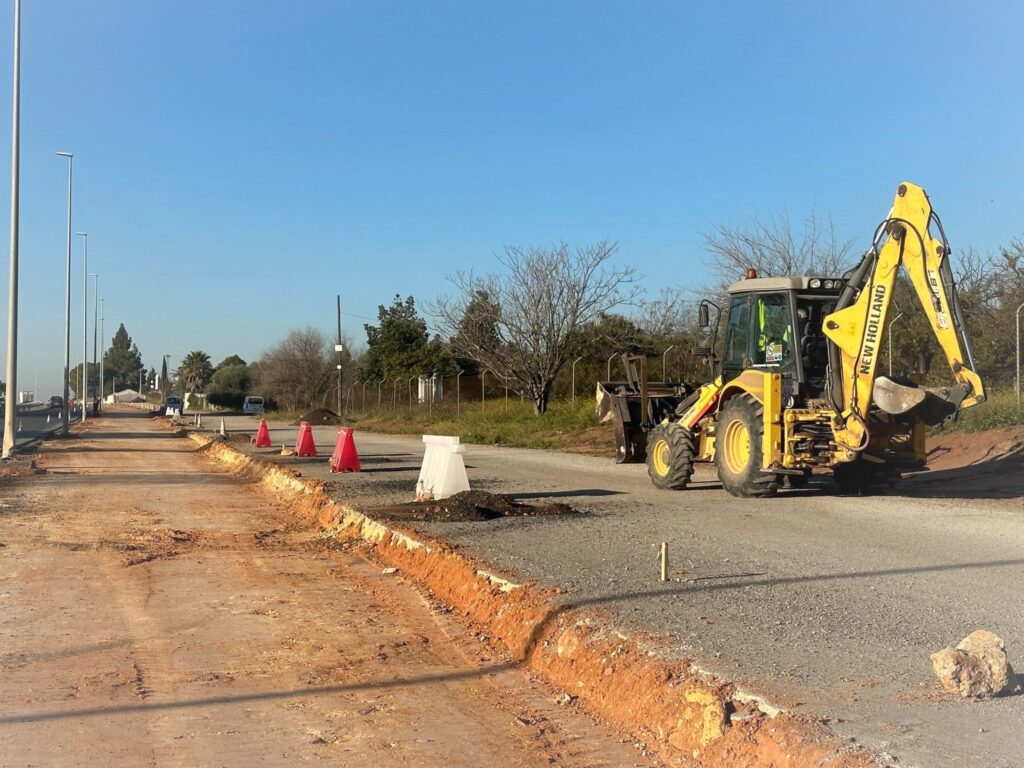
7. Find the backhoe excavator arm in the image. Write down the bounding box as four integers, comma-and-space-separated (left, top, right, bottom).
822, 182, 985, 451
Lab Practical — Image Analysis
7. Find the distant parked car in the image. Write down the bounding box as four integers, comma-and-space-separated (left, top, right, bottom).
242, 395, 265, 415
48, 395, 64, 409
163, 395, 184, 414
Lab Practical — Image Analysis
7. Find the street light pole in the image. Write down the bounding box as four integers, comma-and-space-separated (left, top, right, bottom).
55, 152, 74, 434
571, 356, 583, 405
99, 298, 104, 402
77, 231, 88, 421
1016, 302, 1024, 406
1, 0, 19, 459
91, 273, 98, 401
662, 345, 675, 382
887, 311, 904, 377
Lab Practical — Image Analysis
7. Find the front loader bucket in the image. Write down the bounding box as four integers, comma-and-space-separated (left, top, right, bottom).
596, 354, 694, 463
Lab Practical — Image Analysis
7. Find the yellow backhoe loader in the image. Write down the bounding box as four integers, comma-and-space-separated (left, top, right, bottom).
596, 182, 985, 496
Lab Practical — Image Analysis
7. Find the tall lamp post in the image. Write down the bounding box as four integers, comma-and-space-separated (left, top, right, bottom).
76, 232, 88, 420
1016, 301, 1024, 406
2, 0, 19, 459
56, 151, 74, 435
99, 298, 104, 404
887, 311, 904, 376
90, 274, 98, 412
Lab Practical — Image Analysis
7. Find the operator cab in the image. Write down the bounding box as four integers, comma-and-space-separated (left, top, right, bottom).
718, 275, 843, 396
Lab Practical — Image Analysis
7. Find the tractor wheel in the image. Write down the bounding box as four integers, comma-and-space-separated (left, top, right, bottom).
832, 460, 901, 495
646, 423, 696, 490
714, 394, 780, 498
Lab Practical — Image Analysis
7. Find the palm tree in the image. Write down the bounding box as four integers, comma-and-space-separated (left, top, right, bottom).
177, 350, 214, 393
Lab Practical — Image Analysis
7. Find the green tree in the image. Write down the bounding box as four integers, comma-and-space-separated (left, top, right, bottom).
103, 324, 144, 393
69, 362, 101, 398
362, 295, 452, 381
177, 351, 214, 393
207, 364, 253, 409
215, 354, 247, 371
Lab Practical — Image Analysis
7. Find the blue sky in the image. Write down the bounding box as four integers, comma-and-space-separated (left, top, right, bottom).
0, 1, 1022, 392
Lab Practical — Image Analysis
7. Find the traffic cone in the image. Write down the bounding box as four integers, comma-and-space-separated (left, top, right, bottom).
329, 427, 361, 473
219, 418, 226, 437
294, 421, 317, 457
197, 413, 202, 428
254, 418, 272, 448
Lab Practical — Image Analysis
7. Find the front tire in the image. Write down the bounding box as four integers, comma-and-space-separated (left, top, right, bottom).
714, 394, 780, 498
646, 423, 696, 490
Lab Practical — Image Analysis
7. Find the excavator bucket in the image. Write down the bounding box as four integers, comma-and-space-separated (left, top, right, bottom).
873, 376, 962, 426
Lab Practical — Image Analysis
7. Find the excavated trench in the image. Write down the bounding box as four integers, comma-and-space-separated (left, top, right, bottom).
189, 430, 885, 768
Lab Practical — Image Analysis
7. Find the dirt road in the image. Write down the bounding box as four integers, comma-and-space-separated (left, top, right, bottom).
0, 412, 657, 767
213, 414, 1024, 768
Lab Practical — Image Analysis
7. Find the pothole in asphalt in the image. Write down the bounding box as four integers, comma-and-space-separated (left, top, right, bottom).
366, 489, 580, 522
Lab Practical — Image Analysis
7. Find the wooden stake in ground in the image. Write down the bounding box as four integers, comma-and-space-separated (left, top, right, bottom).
659, 542, 668, 582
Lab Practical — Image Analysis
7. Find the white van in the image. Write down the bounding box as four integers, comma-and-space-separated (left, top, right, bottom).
242, 395, 265, 415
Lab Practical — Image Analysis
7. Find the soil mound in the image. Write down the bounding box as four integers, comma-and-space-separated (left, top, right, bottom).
371, 490, 578, 523
292, 408, 340, 426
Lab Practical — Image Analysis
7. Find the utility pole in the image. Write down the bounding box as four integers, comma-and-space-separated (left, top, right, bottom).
77, 232, 87, 421
91, 273, 98, 400
335, 294, 343, 416
2, 0, 21, 459
1017, 301, 1024, 406
99, 299, 104, 402
56, 152, 72, 435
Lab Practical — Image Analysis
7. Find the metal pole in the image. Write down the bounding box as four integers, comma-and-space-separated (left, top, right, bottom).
55, 151, 72, 436
887, 312, 904, 377
376, 379, 382, 408
91, 273, 98, 402
456, 369, 464, 418
2, 0, 20, 459
408, 375, 415, 416
99, 299, 104, 401
1016, 302, 1024, 406
481, 370, 486, 414
78, 232, 88, 421
504, 373, 508, 413
571, 356, 582, 405
662, 344, 675, 381
335, 295, 342, 416
607, 353, 617, 381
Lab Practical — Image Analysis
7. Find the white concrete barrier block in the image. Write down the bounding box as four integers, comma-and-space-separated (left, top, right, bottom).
416, 434, 470, 500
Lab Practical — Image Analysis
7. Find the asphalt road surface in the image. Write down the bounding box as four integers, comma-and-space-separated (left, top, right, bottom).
0, 412, 659, 768
212, 413, 1024, 768
0, 405, 78, 450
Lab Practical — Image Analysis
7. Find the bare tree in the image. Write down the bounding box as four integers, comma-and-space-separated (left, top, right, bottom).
703, 209, 854, 290
253, 327, 334, 413
432, 241, 640, 414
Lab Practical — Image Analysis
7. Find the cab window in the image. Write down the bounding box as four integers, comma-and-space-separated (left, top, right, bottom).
752, 294, 793, 367
722, 296, 751, 368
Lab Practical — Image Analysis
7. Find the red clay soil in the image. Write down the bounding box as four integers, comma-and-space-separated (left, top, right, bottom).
905, 426, 1024, 498
195, 435, 880, 768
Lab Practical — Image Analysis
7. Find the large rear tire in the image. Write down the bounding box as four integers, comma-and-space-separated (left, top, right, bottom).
646, 423, 696, 490
714, 394, 780, 498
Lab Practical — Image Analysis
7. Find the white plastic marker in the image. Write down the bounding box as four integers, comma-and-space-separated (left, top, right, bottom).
416, 435, 470, 501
